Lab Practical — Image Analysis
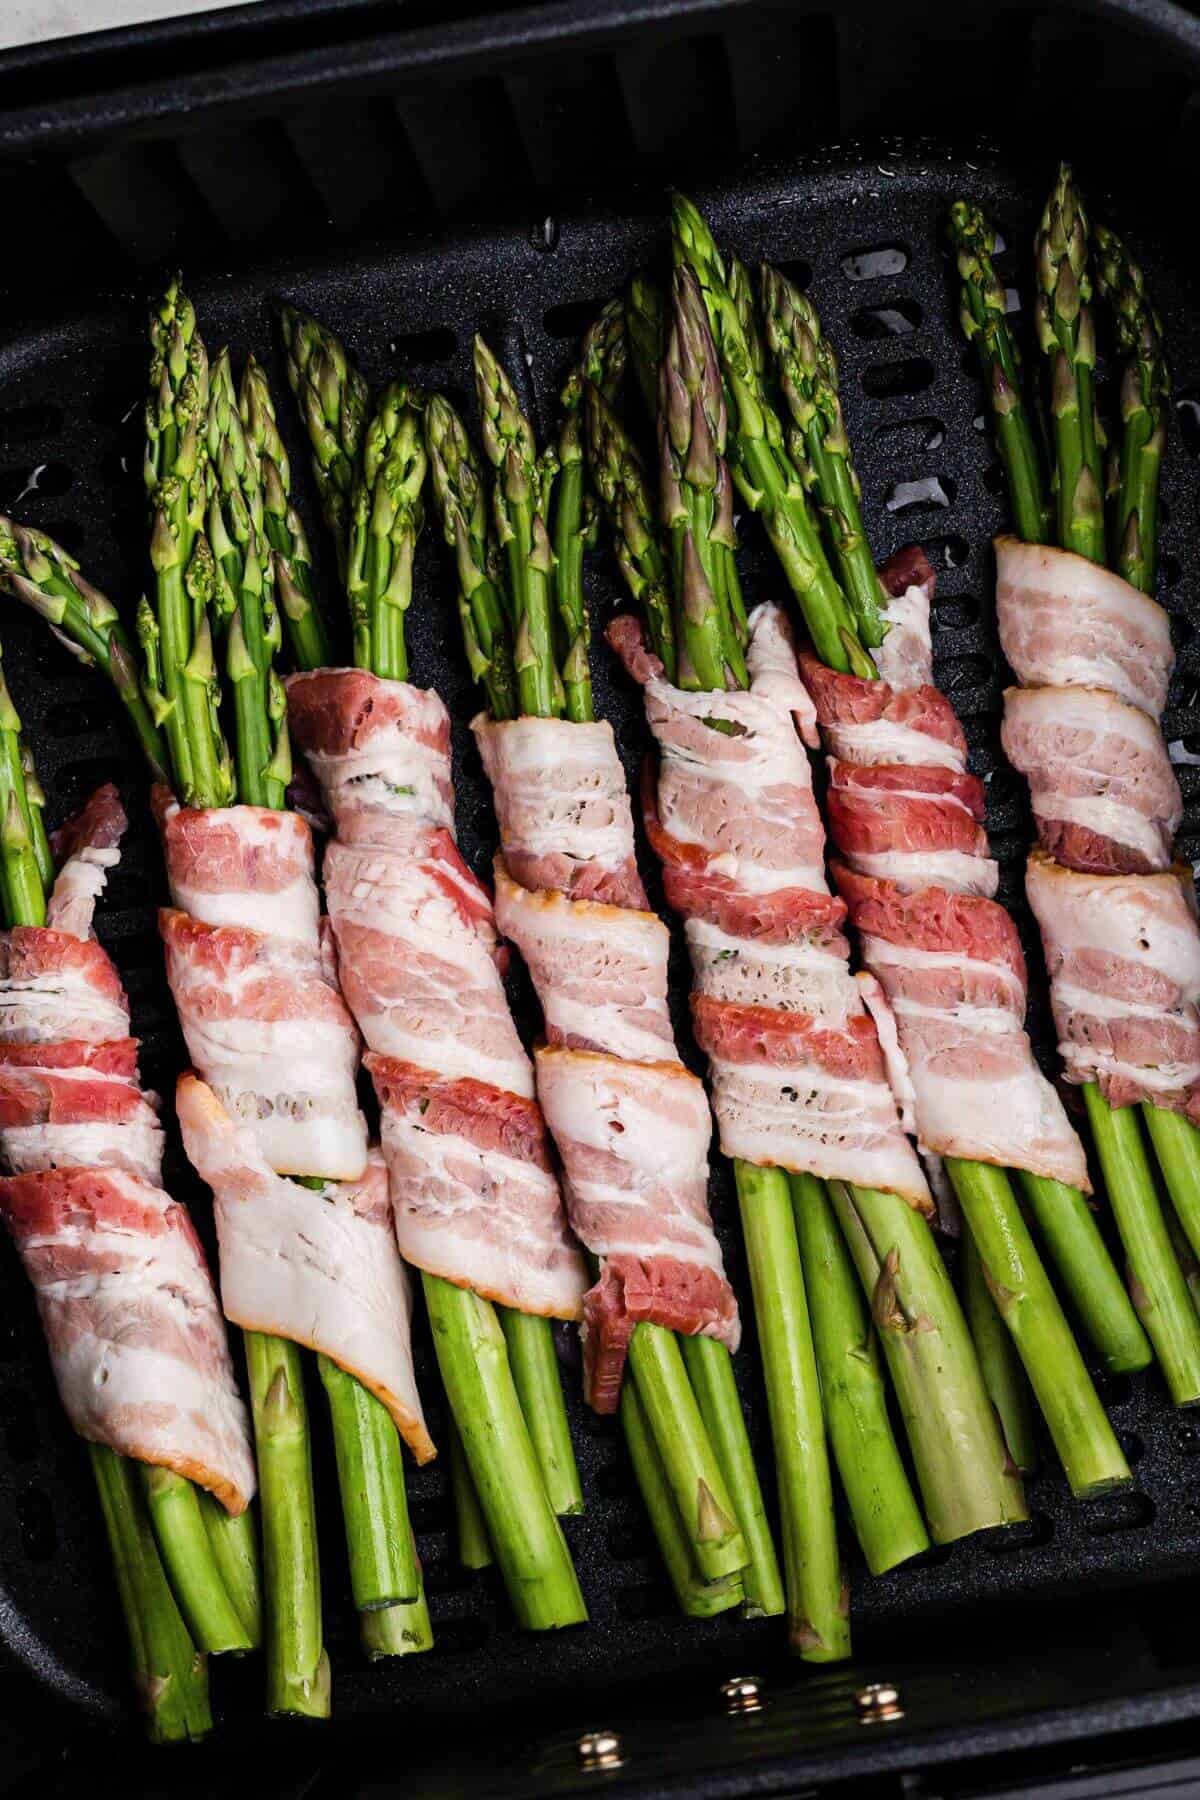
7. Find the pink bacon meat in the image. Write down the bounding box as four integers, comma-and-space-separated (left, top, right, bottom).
799, 548, 1088, 1192
158, 793, 368, 1181
473, 706, 738, 1409
178, 1074, 433, 1461
994, 535, 1200, 1118
610, 601, 931, 1212
287, 668, 586, 1323
0, 786, 255, 1512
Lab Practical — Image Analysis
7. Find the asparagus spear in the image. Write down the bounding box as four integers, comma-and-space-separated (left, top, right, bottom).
830, 1183, 1027, 1537
239, 354, 330, 671
1093, 224, 1169, 596
91, 1446, 213, 1744
619, 1379, 743, 1618
584, 384, 677, 681
946, 200, 1051, 546
946, 1159, 1130, 1494
281, 303, 370, 578
473, 336, 562, 720
207, 347, 288, 812
760, 262, 887, 647
737, 1167, 847, 1657
346, 381, 427, 680
0, 521, 169, 784
961, 1227, 1039, 1476
660, 265, 748, 690
671, 194, 862, 675
1034, 165, 1106, 564
791, 1174, 929, 1572
626, 273, 665, 424
425, 394, 518, 722
145, 277, 231, 809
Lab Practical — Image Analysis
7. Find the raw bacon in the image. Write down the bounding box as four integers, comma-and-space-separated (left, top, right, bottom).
469, 659, 743, 1406
288, 668, 587, 1322
0, 786, 254, 1511
995, 535, 1174, 720
158, 794, 368, 1182
178, 1074, 433, 1462
995, 537, 1200, 1119
800, 558, 1088, 1188
1025, 851, 1200, 1120
612, 602, 930, 1210
1001, 683, 1181, 875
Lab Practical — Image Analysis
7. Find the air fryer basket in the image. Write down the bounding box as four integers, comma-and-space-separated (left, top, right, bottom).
4, 1, 1200, 1794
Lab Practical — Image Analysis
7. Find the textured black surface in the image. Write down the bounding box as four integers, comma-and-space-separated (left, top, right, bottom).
0, 141, 1199, 1758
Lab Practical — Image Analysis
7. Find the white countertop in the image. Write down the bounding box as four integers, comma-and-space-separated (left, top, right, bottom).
1, 1, 256, 52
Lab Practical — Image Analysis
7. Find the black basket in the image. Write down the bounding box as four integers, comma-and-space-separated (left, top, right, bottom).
4, 3, 1200, 1795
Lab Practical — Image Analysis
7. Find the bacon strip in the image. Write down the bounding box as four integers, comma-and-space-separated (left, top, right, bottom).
611, 602, 931, 1211
995, 536, 1200, 1120
473, 703, 741, 1408
288, 669, 586, 1322
178, 1075, 433, 1461
158, 794, 368, 1181
0, 787, 255, 1512
799, 548, 1088, 1191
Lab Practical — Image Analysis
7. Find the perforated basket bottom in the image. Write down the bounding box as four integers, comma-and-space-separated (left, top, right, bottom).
1, 141, 1199, 1741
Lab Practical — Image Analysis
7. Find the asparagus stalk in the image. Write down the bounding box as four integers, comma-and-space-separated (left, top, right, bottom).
447, 1414, 493, 1569
961, 1226, 1039, 1476
1084, 1091, 1200, 1405
760, 262, 887, 648
347, 382, 427, 681
830, 1182, 1027, 1538
140, 1467, 258, 1653
671, 194, 861, 674
473, 336, 562, 720
1035, 165, 1106, 564
626, 273, 665, 424
660, 265, 748, 690
738, 1167, 846, 1658
20, 741, 53, 898
500, 1310, 584, 1517
946, 201, 1051, 545
1017, 1170, 1151, 1374
361, 1584, 433, 1659
425, 394, 518, 721
620, 1376, 743, 1618
425, 1277, 586, 1628
946, 1158, 1130, 1494
680, 1333, 783, 1616
245, 1332, 330, 1715
0, 520, 169, 783
790, 1174, 929, 1572
553, 368, 596, 724
199, 1487, 263, 1646
208, 348, 288, 812
238, 354, 331, 671
145, 277, 233, 809
91, 1445, 212, 1744
584, 383, 678, 681
319, 1355, 421, 1607
1094, 224, 1169, 597
281, 304, 369, 578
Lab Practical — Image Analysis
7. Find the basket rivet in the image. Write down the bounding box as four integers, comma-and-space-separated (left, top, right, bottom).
721, 1674, 764, 1715
577, 1728, 626, 1771
856, 1681, 904, 1724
